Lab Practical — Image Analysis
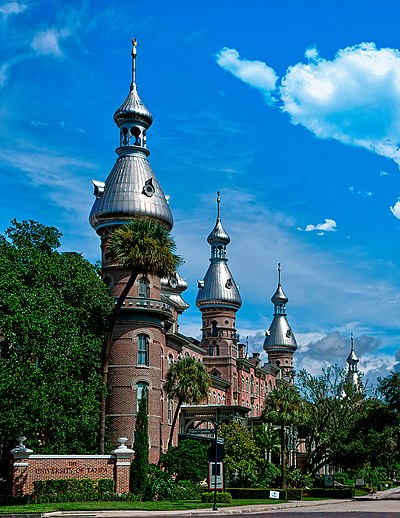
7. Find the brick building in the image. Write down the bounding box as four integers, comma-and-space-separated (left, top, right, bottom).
89, 41, 297, 464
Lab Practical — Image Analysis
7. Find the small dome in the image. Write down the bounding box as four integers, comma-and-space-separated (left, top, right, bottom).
207, 220, 230, 245
271, 284, 288, 305
113, 85, 153, 128
196, 261, 241, 310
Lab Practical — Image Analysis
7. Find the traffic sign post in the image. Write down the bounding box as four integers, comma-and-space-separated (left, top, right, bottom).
208, 461, 224, 491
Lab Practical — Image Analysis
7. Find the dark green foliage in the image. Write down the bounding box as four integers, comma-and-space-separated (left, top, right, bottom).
144, 464, 175, 501
0, 220, 113, 456
286, 488, 303, 500
200, 491, 232, 503
130, 394, 149, 495
219, 421, 261, 487
31, 478, 119, 503
286, 467, 314, 489
160, 439, 208, 482
226, 488, 286, 500
378, 372, 400, 413
256, 461, 280, 487
173, 480, 202, 500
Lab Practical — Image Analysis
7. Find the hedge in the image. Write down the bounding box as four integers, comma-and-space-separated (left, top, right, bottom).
200, 491, 232, 503
226, 488, 287, 500
302, 488, 354, 499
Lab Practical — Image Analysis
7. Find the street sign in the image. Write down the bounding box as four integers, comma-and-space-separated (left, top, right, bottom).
208, 462, 224, 490
207, 443, 225, 462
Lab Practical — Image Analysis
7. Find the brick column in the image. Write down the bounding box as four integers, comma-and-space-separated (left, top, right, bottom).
111, 437, 134, 494
11, 437, 33, 496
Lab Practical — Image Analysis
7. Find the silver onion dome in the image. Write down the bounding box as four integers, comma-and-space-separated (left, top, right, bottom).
264, 264, 297, 354
89, 39, 173, 233
196, 192, 242, 310
114, 85, 153, 129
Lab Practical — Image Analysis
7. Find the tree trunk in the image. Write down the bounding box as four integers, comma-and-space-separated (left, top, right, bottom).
98, 268, 140, 454
168, 399, 182, 449
280, 423, 287, 490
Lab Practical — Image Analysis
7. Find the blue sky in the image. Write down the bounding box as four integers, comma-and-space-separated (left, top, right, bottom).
1, 0, 400, 386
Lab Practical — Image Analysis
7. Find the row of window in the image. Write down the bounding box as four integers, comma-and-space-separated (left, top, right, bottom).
136, 382, 174, 424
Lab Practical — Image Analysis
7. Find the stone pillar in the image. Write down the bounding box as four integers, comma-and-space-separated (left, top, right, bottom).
111, 437, 134, 494
11, 437, 33, 496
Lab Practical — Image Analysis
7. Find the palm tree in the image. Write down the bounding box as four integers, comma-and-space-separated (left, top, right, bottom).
262, 383, 303, 489
164, 356, 211, 448
253, 423, 281, 462
99, 219, 182, 454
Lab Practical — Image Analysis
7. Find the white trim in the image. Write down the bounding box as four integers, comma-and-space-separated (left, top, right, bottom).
29, 455, 112, 459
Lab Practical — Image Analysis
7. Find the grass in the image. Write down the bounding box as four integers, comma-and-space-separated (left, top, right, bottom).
0, 498, 286, 514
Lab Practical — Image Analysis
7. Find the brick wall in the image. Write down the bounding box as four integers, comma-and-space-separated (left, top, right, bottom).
11, 440, 133, 496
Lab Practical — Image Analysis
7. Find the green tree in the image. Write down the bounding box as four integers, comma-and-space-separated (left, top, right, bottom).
164, 356, 210, 448
253, 424, 280, 462
219, 421, 261, 487
262, 382, 303, 489
100, 219, 182, 453
0, 220, 113, 456
131, 393, 149, 495
296, 366, 364, 475
160, 438, 208, 482
378, 372, 400, 414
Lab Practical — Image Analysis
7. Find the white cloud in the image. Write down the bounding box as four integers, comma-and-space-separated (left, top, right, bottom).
215, 47, 278, 104
390, 200, 400, 219
305, 218, 337, 233
31, 29, 66, 57
280, 43, 400, 165
0, 1, 27, 16
348, 186, 373, 197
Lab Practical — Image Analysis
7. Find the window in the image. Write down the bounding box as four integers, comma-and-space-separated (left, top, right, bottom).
138, 277, 150, 298
137, 382, 148, 411
168, 399, 173, 424
168, 354, 174, 367
138, 334, 149, 366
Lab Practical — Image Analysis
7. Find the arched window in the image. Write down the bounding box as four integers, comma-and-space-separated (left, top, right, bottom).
168, 399, 173, 424
136, 382, 148, 411
211, 321, 218, 337
138, 334, 149, 366
208, 343, 213, 356
250, 375, 254, 395
138, 277, 150, 298
168, 353, 174, 367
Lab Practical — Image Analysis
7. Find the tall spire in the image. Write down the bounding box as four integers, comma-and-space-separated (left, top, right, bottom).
264, 264, 297, 380
346, 333, 361, 388
89, 38, 173, 233
131, 37, 137, 90
196, 192, 241, 310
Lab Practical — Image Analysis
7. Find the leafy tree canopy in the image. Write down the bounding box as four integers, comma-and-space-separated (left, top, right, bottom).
0, 220, 113, 456
219, 421, 261, 487
160, 439, 208, 483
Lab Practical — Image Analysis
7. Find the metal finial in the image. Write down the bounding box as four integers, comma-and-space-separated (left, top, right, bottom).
217, 191, 221, 220
131, 38, 137, 90
350, 333, 354, 351
278, 263, 281, 285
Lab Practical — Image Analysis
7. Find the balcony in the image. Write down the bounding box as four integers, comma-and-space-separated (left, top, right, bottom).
117, 297, 172, 316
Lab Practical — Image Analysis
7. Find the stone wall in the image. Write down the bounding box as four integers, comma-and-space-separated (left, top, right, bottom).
11, 437, 133, 496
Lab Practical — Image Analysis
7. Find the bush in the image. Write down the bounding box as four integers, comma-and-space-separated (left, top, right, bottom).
286, 467, 313, 489
201, 491, 232, 503
144, 464, 175, 501
97, 478, 115, 493
287, 488, 303, 500
173, 480, 201, 500
226, 488, 286, 500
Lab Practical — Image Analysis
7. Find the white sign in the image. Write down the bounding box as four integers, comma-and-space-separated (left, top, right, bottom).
208, 462, 224, 490
356, 478, 365, 486
269, 490, 280, 499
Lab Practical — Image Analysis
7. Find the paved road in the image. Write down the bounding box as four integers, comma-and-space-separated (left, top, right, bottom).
43, 488, 400, 518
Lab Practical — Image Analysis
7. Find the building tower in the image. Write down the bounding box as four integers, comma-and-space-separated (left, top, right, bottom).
263, 264, 297, 381
89, 40, 185, 461
196, 193, 242, 403
346, 333, 361, 389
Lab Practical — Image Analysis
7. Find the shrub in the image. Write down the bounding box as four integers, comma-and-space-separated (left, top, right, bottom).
287, 488, 303, 500
286, 467, 313, 488
144, 464, 175, 501
226, 488, 286, 500
97, 478, 115, 493
201, 491, 232, 503
302, 488, 354, 499
173, 480, 201, 500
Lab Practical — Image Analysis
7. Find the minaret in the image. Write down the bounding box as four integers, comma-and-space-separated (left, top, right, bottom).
263, 264, 297, 381
346, 333, 361, 389
196, 192, 242, 362
89, 40, 177, 462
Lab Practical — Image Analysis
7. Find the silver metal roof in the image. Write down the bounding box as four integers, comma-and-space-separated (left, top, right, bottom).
271, 284, 288, 305
89, 152, 173, 232
114, 85, 153, 129
263, 315, 297, 353
196, 259, 242, 309
90, 40, 173, 233
207, 220, 230, 245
